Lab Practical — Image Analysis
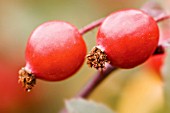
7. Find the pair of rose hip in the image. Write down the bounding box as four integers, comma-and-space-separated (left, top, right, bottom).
19, 9, 159, 92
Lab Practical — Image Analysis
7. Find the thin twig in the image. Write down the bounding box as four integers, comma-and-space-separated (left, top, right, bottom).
79, 18, 104, 35
59, 65, 117, 113
76, 64, 116, 98
156, 15, 170, 23
78, 13, 170, 36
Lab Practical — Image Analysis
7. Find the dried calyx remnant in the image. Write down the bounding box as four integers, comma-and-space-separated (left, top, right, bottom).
87, 46, 110, 70
18, 68, 36, 92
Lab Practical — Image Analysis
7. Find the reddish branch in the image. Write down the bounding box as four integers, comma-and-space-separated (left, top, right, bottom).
79, 15, 170, 35
156, 15, 170, 23
76, 64, 116, 98
79, 18, 105, 35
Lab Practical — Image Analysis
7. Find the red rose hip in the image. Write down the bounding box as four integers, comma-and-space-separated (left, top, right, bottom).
96, 9, 159, 68
19, 21, 86, 91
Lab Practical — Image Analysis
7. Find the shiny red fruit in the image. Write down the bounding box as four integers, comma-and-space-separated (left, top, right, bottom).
25, 21, 86, 81
97, 9, 159, 68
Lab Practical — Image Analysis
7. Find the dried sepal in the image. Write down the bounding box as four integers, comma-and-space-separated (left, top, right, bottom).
86, 46, 110, 70
18, 67, 36, 92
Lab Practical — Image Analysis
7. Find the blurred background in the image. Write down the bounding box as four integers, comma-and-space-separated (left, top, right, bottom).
0, 0, 170, 113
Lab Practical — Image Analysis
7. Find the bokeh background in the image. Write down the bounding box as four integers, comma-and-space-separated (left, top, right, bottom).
0, 0, 170, 113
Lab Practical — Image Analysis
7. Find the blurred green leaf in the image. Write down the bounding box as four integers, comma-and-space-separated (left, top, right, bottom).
65, 98, 115, 113
162, 47, 170, 112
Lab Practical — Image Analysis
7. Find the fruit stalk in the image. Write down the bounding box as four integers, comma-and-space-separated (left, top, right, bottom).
79, 18, 104, 35
79, 13, 170, 36
156, 15, 170, 23
59, 65, 116, 113
76, 64, 117, 98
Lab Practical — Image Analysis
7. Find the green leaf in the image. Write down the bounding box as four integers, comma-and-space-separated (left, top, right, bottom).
65, 98, 115, 113
162, 48, 170, 112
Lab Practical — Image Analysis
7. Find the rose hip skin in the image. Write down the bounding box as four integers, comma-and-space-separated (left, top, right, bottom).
97, 9, 159, 68
25, 21, 86, 81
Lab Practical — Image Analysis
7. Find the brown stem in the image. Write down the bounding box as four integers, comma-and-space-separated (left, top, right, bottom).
156, 15, 170, 23
79, 14, 170, 36
76, 64, 116, 98
59, 64, 117, 113
79, 18, 105, 35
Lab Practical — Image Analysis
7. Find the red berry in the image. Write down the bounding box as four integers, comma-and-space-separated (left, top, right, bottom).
97, 9, 159, 68
19, 21, 86, 91
147, 54, 165, 75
